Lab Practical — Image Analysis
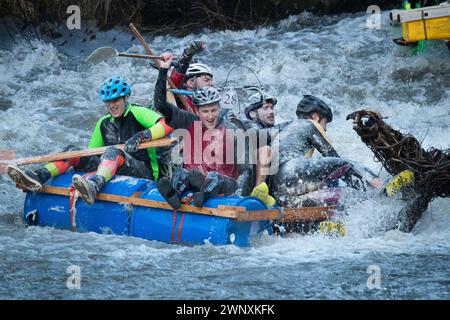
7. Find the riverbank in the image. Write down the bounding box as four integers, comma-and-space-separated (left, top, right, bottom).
1, 0, 399, 37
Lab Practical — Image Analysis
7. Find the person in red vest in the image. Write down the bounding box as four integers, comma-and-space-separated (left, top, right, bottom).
154, 52, 252, 209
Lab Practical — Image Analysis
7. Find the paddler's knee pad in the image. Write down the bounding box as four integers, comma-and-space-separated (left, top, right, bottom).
204, 172, 221, 196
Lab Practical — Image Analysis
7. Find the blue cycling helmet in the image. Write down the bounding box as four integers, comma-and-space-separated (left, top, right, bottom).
99, 76, 131, 101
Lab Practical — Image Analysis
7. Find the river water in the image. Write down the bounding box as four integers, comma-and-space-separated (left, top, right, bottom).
0, 12, 449, 299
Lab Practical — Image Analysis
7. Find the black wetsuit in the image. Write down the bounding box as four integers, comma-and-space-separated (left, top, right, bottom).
271, 119, 374, 207
231, 115, 291, 189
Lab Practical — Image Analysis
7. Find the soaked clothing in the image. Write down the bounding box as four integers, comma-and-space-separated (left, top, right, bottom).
242, 118, 291, 148
232, 117, 290, 190
88, 103, 165, 179
172, 167, 237, 197
155, 67, 253, 196
397, 192, 432, 233
272, 157, 371, 207
275, 118, 339, 166
43, 145, 101, 178
97, 146, 154, 181
270, 118, 377, 207
45, 145, 153, 181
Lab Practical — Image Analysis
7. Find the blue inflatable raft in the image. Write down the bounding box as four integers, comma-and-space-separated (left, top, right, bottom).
22, 172, 274, 247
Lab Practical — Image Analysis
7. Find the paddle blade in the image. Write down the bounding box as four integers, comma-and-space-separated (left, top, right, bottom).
84, 47, 118, 63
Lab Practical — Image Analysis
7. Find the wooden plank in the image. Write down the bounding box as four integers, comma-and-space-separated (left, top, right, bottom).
235, 209, 280, 221
282, 206, 336, 222
217, 205, 246, 212
40, 186, 237, 218
234, 206, 336, 222
16, 138, 177, 166
131, 192, 143, 198
36, 186, 335, 222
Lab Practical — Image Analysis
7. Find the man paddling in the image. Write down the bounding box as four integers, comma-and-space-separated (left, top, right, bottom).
7, 76, 173, 205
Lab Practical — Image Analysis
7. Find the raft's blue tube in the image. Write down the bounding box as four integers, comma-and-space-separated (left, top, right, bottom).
23, 172, 272, 246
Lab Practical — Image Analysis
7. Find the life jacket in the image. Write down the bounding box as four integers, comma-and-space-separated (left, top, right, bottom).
88, 104, 163, 179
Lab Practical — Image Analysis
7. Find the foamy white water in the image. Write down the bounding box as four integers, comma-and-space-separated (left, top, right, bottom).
0, 12, 449, 299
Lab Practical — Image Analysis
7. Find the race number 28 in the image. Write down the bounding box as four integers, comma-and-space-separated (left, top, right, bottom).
220, 89, 239, 112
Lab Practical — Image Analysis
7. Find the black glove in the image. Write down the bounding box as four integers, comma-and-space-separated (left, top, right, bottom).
124, 129, 152, 154
175, 41, 206, 73
183, 40, 206, 57
226, 111, 245, 129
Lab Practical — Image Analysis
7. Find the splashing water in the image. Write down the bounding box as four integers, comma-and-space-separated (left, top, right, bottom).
0, 12, 449, 299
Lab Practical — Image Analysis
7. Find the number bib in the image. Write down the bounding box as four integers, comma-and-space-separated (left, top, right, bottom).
220, 89, 240, 114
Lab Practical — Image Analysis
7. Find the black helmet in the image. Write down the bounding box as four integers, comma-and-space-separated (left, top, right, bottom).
244, 92, 277, 120
296, 95, 333, 122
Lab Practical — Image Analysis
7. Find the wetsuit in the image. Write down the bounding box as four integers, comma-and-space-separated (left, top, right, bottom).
271, 119, 374, 207
42, 104, 171, 183
87, 103, 171, 180
155, 67, 253, 196
229, 114, 291, 189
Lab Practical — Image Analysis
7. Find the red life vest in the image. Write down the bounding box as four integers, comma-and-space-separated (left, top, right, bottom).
183, 120, 239, 179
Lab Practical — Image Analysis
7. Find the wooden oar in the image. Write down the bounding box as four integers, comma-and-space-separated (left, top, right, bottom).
1, 137, 177, 168
84, 46, 169, 63
128, 23, 196, 114
31, 185, 336, 222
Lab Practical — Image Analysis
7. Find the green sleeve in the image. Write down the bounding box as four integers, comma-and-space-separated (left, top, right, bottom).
87, 116, 108, 148
129, 105, 163, 129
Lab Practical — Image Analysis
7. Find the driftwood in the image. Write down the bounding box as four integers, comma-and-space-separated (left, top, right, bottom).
347, 110, 450, 199
347, 110, 449, 232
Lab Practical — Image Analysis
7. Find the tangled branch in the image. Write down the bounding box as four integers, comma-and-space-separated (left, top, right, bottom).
347, 110, 450, 199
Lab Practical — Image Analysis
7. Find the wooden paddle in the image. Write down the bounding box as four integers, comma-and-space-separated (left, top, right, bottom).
0, 137, 177, 170
128, 23, 196, 114
84, 46, 168, 63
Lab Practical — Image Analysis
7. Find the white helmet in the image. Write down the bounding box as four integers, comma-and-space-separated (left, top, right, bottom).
186, 63, 213, 80
192, 86, 221, 107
